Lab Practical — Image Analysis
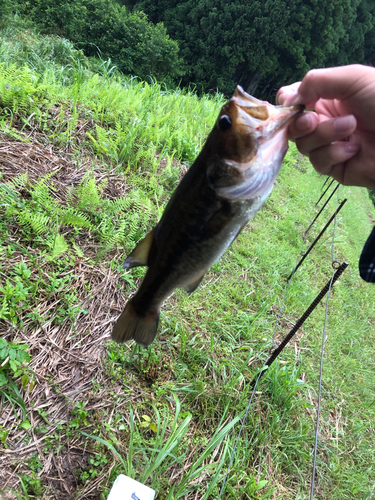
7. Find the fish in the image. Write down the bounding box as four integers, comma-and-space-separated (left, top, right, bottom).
112, 86, 304, 347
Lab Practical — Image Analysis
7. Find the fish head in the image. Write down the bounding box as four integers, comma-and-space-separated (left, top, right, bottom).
211, 85, 304, 200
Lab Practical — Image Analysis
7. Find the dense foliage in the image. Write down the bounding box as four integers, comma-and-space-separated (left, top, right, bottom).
129, 0, 375, 97
2, 0, 375, 97
2, 0, 183, 82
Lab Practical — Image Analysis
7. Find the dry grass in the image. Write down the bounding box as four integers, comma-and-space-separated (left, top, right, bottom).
0, 129, 133, 498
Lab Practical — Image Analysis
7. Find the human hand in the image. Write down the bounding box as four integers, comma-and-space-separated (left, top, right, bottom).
276, 64, 375, 188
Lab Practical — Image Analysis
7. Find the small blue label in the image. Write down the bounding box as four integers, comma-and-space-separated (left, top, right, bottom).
131, 493, 140, 500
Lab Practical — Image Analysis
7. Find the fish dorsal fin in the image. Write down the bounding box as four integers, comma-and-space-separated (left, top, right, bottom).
124, 227, 156, 269
182, 271, 206, 294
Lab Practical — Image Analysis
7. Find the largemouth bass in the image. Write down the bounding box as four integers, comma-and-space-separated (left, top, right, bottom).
112, 86, 303, 346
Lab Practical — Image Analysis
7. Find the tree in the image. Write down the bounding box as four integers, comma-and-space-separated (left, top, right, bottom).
18, 0, 184, 82
129, 0, 375, 98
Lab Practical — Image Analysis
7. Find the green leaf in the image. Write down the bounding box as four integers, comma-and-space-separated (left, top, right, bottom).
149, 423, 158, 433
0, 348, 8, 360
9, 359, 19, 372
0, 373, 8, 386
19, 420, 32, 430
49, 233, 69, 260
21, 374, 29, 388
256, 480, 268, 490
0, 428, 8, 443
16, 349, 28, 363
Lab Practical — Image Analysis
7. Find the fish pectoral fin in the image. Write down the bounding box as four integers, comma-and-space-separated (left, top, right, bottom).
207, 158, 275, 201
182, 271, 207, 294
124, 227, 157, 269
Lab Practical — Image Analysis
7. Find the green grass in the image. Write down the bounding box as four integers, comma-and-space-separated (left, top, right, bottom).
0, 29, 375, 500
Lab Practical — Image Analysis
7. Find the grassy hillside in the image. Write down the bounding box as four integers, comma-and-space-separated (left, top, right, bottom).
0, 32, 375, 500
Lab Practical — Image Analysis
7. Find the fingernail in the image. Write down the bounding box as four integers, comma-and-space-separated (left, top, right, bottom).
334, 115, 356, 133
344, 142, 360, 154
296, 113, 311, 131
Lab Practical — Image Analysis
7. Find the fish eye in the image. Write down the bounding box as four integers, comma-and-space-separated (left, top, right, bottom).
218, 115, 232, 131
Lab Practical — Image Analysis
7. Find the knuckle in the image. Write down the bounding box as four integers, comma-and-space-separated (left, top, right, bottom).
295, 137, 309, 155
305, 68, 319, 80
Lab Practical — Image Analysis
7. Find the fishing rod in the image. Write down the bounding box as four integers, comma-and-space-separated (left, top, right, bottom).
250, 261, 349, 388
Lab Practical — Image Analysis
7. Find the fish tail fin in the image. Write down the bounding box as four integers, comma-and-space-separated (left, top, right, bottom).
111, 300, 159, 347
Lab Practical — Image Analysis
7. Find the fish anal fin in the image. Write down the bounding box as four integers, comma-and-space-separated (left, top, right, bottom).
182, 271, 206, 294
124, 227, 156, 269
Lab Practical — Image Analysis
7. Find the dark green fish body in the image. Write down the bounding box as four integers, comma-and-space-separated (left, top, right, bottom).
112, 86, 303, 346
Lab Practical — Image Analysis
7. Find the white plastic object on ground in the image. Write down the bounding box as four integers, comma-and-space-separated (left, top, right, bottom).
107, 474, 156, 500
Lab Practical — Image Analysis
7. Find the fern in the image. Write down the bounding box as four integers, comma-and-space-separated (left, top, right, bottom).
0, 63, 49, 113
103, 189, 154, 216
99, 218, 127, 250
61, 207, 93, 229
30, 171, 58, 210
71, 241, 84, 257
2, 173, 28, 191
1, 169, 157, 260
87, 125, 118, 159
102, 197, 132, 215
46, 233, 69, 260
76, 176, 102, 212
17, 211, 50, 235
0, 298, 10, 321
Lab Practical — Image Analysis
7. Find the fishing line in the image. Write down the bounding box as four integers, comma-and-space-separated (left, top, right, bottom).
271, 254, 300, 349
310, 268, 335, 499
310, 187, 340, 499
218, 371, 262, 500
218, 260, 299, 497
217, 219, 306, 496
218, 184, 347, 498
274, 181, 340, 347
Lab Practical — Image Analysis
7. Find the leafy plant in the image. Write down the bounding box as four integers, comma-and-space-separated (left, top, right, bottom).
0, 170, 158, 261
0, 338, 32, 420
18, 0, 184, 83
70, 401, 90, 428
80, 454, 108, 482
19, 472, 43, 497
139, 414, 158, 433
0, 63, 50, 115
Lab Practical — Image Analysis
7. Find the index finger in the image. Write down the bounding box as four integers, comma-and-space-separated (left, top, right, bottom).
276, 81, 301, 105
296, 66, 365, 105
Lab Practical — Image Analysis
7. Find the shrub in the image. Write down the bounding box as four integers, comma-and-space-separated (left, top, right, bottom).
19, 0, 184, 82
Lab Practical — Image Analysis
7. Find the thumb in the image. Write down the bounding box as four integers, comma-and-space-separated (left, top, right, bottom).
285, 65, 374, 108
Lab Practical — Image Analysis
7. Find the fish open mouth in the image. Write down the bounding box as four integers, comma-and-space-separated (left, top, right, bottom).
260, 102, 305, 139
231, 85, 304, 139
214, 87, 305, 201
